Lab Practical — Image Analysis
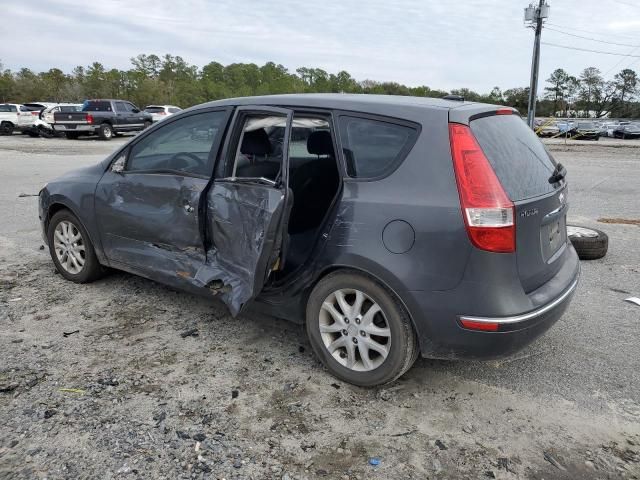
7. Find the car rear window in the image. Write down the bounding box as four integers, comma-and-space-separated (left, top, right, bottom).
82, 101, 112, 112
59, 105, 81, 113
145, 107, 165, 113
470, 114, 557, 201
338, 116, 418, 179
0, 104, 17, 112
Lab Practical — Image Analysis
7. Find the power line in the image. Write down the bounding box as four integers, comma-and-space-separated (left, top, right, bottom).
541, 41, 640, 57
604, 47, 640, 76
546, 22, 640, 41
545, 26, 640, 48
612, 0, 640, 8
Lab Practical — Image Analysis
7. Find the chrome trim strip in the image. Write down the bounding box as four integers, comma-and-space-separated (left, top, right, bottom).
459, 276, 579, 325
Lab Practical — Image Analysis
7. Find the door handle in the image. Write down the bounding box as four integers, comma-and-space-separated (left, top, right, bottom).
184, 204, 195, 213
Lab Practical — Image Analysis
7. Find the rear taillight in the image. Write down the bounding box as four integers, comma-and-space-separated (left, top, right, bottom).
449, 123, 515, 253
159, 111, 167, 115
86, 114, 94, 124
31, 111, 39, 116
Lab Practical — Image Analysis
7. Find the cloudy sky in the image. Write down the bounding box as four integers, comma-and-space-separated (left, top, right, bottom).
1, 0, 639, 94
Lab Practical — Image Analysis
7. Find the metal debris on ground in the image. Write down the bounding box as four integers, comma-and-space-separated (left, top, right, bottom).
63, 330, 80, 337
624, 297, 640, 306
180, 328, 199, 338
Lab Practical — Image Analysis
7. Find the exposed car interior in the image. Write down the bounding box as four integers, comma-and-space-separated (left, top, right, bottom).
230, 114, 341, 276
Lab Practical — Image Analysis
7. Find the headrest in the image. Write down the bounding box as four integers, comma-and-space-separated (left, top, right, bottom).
240, 129, 272, 156
307, 130, 333, 156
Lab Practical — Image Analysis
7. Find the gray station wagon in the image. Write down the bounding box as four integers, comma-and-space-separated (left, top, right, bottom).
39, 94, 580, 386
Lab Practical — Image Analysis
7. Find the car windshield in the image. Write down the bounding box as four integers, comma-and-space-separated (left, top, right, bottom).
144, 107, 165, 113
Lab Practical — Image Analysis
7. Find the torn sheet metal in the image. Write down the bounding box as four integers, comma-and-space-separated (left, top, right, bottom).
195, 181, 286, 316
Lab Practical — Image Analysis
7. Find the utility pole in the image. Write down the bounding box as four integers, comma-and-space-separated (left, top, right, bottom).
524, 1, 549, 129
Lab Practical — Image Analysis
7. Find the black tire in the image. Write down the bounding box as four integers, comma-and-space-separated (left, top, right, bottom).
47, 210, 104, 283
27, 130, 40, 138
0, 122, 14, 136
98, 123, 114, 140
567, 225, 608, 260
65, 132, 80, 139
306, 270, 418, 387
39, 126, 55, 139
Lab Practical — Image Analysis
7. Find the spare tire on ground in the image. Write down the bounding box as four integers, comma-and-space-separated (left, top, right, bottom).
567, 225, 608, 260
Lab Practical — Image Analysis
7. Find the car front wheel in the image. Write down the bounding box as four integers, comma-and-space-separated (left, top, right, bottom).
47, 210, 103, 283
306, 271, 418, 387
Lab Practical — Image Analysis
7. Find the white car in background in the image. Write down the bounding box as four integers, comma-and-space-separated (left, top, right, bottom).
0, 103, 39, 135
144, 105, 182, 122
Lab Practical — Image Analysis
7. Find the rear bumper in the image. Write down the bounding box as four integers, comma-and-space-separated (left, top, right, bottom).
53, 124, 95, 132
404, 244, 581, 360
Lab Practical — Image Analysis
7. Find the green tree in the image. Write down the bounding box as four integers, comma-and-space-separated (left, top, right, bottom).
544, 68, 569, 117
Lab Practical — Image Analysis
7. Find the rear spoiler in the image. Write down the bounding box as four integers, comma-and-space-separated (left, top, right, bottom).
448, 104, 520, 125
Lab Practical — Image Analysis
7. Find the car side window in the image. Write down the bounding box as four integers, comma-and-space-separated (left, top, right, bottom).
126, 102, 138, 112
228, 115, 286, 181
126, 111, 226, 176
338, 116, 418, 179
115, 102, 128, 113
169, 107, 181, 114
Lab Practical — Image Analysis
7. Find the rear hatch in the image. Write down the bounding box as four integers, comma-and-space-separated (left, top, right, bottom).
470, 113, 568, 293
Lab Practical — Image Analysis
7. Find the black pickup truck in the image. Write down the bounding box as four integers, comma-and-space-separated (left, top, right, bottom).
53, 99, 153, 140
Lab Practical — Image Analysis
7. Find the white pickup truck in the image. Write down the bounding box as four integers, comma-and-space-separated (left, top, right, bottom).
0, 104, 37, 135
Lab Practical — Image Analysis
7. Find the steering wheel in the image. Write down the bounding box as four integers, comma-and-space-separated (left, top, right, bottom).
169, 152, 203, 171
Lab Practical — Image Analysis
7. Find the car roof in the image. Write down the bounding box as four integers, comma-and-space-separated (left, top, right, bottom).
187, 93, 497, 123
198, 93, 474, 110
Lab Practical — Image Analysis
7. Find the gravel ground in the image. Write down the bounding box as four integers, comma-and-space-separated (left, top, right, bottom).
0, 133, 639, 479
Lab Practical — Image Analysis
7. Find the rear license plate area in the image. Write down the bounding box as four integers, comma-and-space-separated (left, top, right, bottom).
541, 215, 567, 262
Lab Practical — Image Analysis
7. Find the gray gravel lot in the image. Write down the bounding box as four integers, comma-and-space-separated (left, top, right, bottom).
0, 134, 639, 479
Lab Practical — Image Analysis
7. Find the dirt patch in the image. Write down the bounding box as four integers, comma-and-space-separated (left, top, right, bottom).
598, 217, 640, 226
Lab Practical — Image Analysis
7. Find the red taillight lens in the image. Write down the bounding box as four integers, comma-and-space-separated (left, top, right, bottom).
495, 108, 514, 115
31, 111, 39, 116
449, 123, 515, 253
460, 319, 499, 331
86, 114, 94, 124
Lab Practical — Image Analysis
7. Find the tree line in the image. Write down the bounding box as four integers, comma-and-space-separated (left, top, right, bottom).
0, 54, 637, 118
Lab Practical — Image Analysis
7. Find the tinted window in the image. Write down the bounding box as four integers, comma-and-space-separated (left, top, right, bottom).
83, 101, 112, 112
127, 111, 226, 176
126, 103, 138, 112
59, 105, 81, 113
145, 106, 165, 113
0, 104, 17, 112
471, 115, 557, 201
114, 101, 128, 113
168, 107, 181, 113
339, 116, 418, 178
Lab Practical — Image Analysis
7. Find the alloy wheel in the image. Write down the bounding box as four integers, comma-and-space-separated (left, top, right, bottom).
319, 289, 391, 372
53, 220, 86, 274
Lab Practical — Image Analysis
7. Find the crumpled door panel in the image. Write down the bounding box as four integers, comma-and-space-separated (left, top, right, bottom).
195, 182, 286, 316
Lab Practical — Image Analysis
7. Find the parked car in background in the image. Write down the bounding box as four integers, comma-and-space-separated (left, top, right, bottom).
53, 99, 153, 140
39, 94, 579, 386
537, 121, 560, 138
572, 122, 600, 141
556, 121, 576, 137
144, 105, 182, 122
613, 124, 640, 139
0, 103, 40, 135
27, 104, 83, 138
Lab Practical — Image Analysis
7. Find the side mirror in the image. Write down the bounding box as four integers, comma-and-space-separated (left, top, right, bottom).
111, 155, 125, 173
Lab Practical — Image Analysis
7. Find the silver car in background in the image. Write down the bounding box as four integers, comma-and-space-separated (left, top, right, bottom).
144, 105, 182, 122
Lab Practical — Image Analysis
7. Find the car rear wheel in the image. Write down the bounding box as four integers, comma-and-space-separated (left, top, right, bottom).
306, 271, 418, 387
98, 123, 114, 140
47, 210, 104, 283
567, 225, 608, 260
0, 122, 14, 136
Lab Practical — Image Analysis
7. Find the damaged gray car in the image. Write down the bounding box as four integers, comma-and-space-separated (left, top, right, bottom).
39, 94, 580, 386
